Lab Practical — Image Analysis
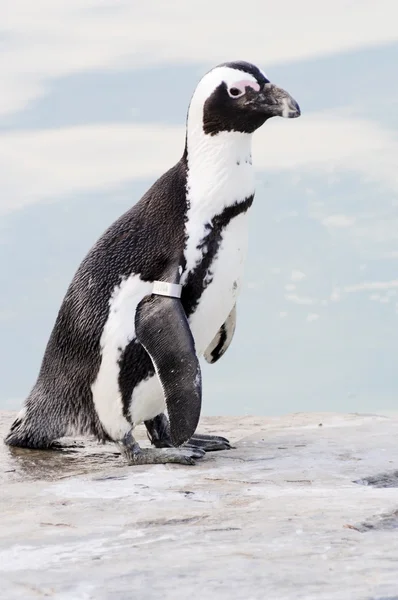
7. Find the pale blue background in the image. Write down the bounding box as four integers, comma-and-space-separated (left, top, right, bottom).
1, 2, 398, 416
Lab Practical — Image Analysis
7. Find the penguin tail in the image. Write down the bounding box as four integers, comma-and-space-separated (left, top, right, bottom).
4, 385, 66, 449
4, 407, 58, 449
4, 412, 30, 447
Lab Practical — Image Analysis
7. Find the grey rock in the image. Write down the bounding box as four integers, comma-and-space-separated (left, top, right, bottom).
1, 411, 398, 600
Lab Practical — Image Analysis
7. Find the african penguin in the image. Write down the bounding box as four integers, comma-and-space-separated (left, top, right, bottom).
5, 61, 300, 466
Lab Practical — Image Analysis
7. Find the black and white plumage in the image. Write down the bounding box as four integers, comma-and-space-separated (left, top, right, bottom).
204, 305, 237, 364
5, 61, 300, 465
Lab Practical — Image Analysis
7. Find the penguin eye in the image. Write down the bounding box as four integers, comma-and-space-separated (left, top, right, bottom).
228, 87, 245, 98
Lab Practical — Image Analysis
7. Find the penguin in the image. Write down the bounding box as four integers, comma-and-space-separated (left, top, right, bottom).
5, 61, 300, 466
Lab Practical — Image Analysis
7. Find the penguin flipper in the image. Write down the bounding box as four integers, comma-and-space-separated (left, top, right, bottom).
204, 304, 237, 364
135, 295, 202, 447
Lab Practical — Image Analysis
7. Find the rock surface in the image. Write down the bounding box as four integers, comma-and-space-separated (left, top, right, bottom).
1, 411, 398, 600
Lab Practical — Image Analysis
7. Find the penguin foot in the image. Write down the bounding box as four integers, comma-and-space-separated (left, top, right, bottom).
145, 414, 232, 452
185, 433, 233, 452
117, 431, 205, 466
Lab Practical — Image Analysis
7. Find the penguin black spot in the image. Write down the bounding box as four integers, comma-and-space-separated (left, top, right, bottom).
182, 196, 254, 317
210, 323, 228, 363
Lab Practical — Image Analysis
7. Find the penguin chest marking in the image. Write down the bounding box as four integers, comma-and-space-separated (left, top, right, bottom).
181, 145, 254, 354
186, 210, 250, 355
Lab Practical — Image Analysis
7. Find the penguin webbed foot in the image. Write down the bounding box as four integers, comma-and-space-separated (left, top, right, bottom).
145, 414, 233, 452
117, 430, 205, 466
187, 433, 233, 452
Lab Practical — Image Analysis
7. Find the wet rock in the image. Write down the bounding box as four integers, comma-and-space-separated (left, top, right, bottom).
1, 411, 398, 599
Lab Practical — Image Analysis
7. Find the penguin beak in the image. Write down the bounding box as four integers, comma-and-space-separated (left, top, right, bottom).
255, 83, 301, 119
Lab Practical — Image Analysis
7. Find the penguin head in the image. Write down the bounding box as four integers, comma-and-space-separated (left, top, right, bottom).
187, 60, 300, 136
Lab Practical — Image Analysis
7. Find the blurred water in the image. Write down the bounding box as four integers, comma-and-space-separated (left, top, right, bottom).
1, 3, 398, 416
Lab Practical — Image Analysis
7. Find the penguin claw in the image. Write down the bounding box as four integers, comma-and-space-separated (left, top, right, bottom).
173, 447, 205, 465
187, 433, 234, 452
182, 445, 206, 459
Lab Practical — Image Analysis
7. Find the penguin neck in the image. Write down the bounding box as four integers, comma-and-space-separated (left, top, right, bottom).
184, 122, 255, 218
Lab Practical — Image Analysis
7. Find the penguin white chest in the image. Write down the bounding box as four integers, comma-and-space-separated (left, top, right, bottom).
182, 132, 254, 355
187, 211, 249, 355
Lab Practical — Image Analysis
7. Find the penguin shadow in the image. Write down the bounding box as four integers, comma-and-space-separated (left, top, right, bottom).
4, 440, 123, 481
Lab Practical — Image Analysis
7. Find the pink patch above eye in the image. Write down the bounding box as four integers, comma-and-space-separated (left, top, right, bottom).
232, 79, 260, 93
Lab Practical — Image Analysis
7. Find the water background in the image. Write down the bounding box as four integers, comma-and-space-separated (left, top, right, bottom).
1, 2, 398, 416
